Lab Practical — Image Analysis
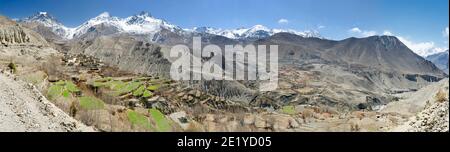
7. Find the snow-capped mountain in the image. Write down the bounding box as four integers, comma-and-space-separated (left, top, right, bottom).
189, 25, 321, 40
69, 11, 184, 39
19, 12, 73, 39
20, 11, 183, 39
20, 11, 321, 40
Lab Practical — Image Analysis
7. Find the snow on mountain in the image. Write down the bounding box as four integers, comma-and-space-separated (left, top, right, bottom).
68, 11, 183, 39
189, 24, 321, 40
19, 12, 73, 39
21, 11, 321, 40
20, 11, 183, 39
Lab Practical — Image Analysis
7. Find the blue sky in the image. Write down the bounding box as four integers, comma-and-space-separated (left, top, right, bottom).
0, 0, 448, 56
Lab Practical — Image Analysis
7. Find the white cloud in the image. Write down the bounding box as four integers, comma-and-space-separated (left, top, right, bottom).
347, 27, 449, 56
383, 30, 393, 36
444, 27, 449, 45
318, 25, 326, 29
278, 19, 289, 24
348, 28, 447, 56
362, 31, 377, 37
397, 36, 446, 56
348, 27, 377, 37
443, 27, 449, 38
349, 27, 362, 33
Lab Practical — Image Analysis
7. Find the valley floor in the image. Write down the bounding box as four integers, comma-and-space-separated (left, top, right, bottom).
0, 71, 94, 132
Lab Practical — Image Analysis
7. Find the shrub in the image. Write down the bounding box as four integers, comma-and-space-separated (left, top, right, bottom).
40, 56, 64, 80
350, 123, 361, 132
69, 101, 78, 117
21, 71, 46, 85
7, 62, 17, 73
435, 89, 448, 103
301, 109, 314, 123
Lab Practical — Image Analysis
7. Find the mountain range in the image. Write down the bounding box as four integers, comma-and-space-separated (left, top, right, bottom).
9, 11, 447, 105
1, 11, 449, 132
18, 11, 321, 41
426, 50, 449, 74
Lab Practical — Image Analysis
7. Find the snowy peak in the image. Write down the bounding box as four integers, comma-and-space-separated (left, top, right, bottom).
126, 11, 153, 24
19, 12, 73, 39
272, 29, 321, 38
68, 11, 182, 39
191, 27, 214, 33
190, 25, 321, 40
20, 12, 62, 27
84, 12, 120, 25
20, 11, 321, 40
96, 12, 111, 18
247, 25, 270, 32
126, 12, 152, 25
125, 11, 181, 33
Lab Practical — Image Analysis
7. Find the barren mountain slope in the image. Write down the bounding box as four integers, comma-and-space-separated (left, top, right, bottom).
383, 78, 449, 116
426, 50, 449, 74
388, 78, 449, 132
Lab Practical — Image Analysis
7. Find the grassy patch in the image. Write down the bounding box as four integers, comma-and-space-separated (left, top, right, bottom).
281, 106, 297, 115
92, 81, 105, 87
108, 81, 126, 90
55, 80, 66, 85
47, 80, 81, 100
133, 86, 146, 97
79, 96, 105, 110
149, 108, 171, 132
47, 85, 64, 100
92, 77, 163, 98
62, 90, 70, 98
142, 90, 153, 98
127, 110, 153, 130
147, 84, 160, 91
65, 81, 80, 92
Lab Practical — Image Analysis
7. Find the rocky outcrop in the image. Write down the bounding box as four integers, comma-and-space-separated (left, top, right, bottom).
395, 101, 449, 132
388, 78, 449, 132
0, 26, 30, 45
410, 101, 449, 132
0, 16, 48, 46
